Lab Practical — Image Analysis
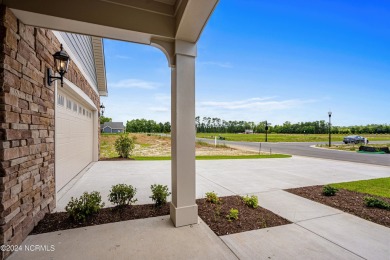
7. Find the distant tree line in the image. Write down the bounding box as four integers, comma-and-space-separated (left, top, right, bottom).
126, 119, 171, 133
124, 116, 390, 134
269, 121, 390, 134
195, 117, 390, 134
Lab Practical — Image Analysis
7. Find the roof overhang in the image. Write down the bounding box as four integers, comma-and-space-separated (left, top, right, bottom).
4, 0, 218, 92
5, 0, 218, 44
91, 37, 108, 96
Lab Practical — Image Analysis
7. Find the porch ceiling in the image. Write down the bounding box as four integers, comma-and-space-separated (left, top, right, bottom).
3, 0, 218, 44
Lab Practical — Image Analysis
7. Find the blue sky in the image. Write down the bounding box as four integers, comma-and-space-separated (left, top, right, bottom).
101, 0, 390, 126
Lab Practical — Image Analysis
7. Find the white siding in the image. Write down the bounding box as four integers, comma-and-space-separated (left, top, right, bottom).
60, 32, 98, 87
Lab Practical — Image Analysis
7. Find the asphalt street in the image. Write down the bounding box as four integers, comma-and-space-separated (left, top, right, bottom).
198, 138, 390, 167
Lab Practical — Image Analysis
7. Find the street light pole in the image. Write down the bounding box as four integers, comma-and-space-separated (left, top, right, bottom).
328, 111, 332, 147
265, 120, 268, 142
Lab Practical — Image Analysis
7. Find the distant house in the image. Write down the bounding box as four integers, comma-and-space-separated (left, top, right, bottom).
245, 129, 254, 134
101, 122, 125, 133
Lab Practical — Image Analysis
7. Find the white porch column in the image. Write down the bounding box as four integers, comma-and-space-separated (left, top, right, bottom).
170, 40, 198, 227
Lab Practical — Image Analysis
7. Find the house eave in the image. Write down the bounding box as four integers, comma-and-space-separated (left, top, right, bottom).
92, 37, 108, 97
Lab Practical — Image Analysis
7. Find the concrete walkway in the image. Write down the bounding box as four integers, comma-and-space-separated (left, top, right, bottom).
10, 157, 390, 259
10, 216, 237, 260
223, 190, 390, 260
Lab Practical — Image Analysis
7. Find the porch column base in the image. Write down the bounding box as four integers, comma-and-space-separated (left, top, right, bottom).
170, 202, 198, 227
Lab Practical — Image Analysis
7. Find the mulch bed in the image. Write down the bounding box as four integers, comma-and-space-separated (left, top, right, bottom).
286, 186, 390, 228
99, 157, 134, 161
197, 195, 290, 236
31, 204, 170, 235
31, 195, 291, 235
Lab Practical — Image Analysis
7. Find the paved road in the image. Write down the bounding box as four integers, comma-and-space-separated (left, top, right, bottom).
198, 138, 390, 166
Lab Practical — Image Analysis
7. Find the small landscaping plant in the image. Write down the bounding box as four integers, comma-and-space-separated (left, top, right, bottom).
364, 196, 390, 210
114, 134, 135, 158
150, 184, 171, 207
205, 191, 220, 204
65, 191, 105, 222
108, 184, 137, 207
226, 208, 239, 221
322, 185, 338, 196
242, 195, 259, 208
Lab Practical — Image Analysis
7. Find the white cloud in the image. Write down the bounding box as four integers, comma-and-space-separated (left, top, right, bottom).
149, 107, 169, 113
194, 97, 318, 124
197, 97, 316, 112
198, 61, 233, 68
154, 93, 170, 102
148, 94, 170, 113
101, 94, 317, 125
110, 79, 160, 89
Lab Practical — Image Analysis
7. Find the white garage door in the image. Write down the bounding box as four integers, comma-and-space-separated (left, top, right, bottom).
56, 88, 94, 191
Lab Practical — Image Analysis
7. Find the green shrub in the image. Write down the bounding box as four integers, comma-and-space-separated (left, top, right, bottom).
226, 208, 239, 221
114, 134, 135, 158
322, 185, 338, 196
65, 191, 105, 222
242, 195, 258, 208
150, 184, 171, 207
108, 184, 137, 207
364, 196, 390, 210
205, 191, 220, 204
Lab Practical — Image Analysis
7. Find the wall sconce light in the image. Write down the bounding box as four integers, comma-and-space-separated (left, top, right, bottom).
100, 103, 105, 116
47, 44, 70, 87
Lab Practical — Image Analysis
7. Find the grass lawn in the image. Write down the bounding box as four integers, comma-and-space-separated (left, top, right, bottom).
133, 154, 291, 160
100, 133, 171, 158
196, 133, 390, 143
330, 177, 390, 198
100, 133, 289, 159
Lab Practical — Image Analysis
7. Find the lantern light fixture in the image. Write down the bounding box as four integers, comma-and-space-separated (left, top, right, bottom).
47, 44, 70, 87
100, 103, 105, 116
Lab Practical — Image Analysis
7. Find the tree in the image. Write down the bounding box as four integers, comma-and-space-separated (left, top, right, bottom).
100, 116, 112, 125
163, 122, 171, 133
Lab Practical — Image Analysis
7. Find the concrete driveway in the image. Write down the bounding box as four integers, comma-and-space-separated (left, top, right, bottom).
11, 156, 390, 260
56, 156, 390, 210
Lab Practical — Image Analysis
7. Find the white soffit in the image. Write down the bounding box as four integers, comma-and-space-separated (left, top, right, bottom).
176, 0, 219, 42
7, 0, 175, 37
91, 37, 108, 96
11, 9, 153, 44
8, 0, 219, 44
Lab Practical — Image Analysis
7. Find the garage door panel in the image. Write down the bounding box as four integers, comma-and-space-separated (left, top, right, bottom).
56, 89, 93, 191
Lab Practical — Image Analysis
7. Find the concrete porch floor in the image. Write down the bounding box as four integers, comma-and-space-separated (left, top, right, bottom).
10, 157, 390, 259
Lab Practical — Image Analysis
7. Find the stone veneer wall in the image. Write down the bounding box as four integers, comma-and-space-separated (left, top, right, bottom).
0, 6, 100, 258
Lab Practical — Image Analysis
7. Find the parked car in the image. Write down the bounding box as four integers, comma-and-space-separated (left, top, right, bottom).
343, 135, 368, 144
